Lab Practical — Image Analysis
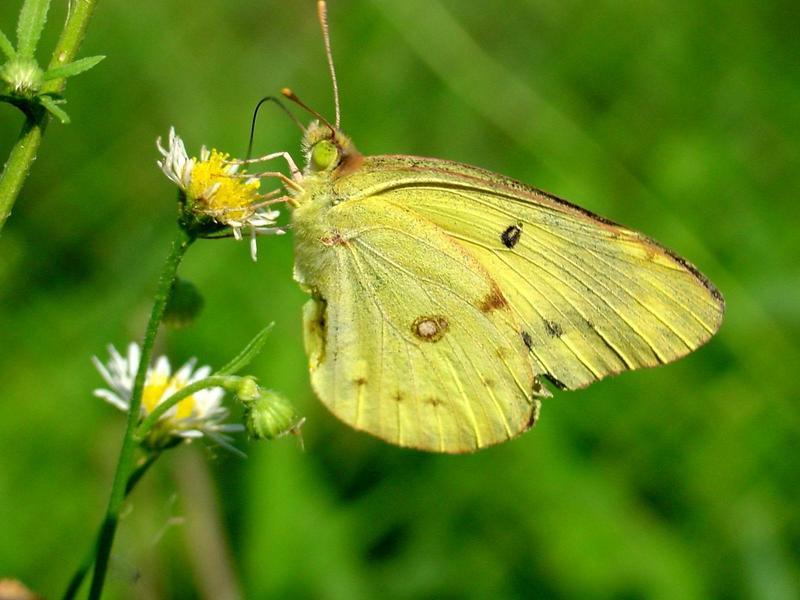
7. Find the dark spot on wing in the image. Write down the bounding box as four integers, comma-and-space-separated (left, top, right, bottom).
391, 392, 403, 403
521, 330, 533, 351
412, 315, 449, 342
354, 377, 367, 386
425, 397, 442, 407
306, 293, 328, 367
544, 319, 563, 338
501, 223, 522, 248
479, 284, 508, 313
542, 373, 568, 390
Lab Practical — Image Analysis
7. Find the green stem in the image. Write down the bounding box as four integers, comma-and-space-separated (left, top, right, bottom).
87, 228, 194, 600
0, 113, 44, 229
43, 0, 101, 93
0, 0, 100, 232
135, 375, 239, 440
60, 452, 161, 600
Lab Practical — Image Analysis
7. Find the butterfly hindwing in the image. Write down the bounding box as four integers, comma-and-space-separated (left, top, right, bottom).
295, 195, 539, 452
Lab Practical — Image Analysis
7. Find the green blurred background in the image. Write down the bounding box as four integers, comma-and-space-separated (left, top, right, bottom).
1, 0, 798, 598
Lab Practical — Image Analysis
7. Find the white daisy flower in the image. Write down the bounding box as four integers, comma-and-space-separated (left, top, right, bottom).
93, 343, 243, 450
156, 127, 284, 260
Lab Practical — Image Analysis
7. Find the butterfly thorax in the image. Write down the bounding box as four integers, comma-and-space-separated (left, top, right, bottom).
291, 122, 363, 291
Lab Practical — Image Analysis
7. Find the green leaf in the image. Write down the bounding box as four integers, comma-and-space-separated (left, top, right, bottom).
42, 55, 105, 81
16, 0, 50, 58
0, 27, 15, 60
39, 94, 69, 123
216, 323, 275, 376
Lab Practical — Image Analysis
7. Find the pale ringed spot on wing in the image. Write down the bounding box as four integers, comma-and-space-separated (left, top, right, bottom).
412, 315, 449, 342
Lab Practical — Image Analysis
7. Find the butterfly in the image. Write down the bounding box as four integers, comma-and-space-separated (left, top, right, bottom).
271, 1, 724, 453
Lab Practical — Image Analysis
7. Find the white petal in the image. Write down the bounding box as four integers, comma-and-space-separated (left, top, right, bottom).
94, 389, 129, 411
154, 355, 171, 377
250, 230, 258, 262
179, 430, 204, 439
174, 358, 197, 383
127, 344, 141, 375
92, 356, 115, 387
192, 365, 212, 381
108, 344, 124, 367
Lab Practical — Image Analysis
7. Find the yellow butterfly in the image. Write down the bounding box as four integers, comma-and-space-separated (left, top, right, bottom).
276, 2, 724, 453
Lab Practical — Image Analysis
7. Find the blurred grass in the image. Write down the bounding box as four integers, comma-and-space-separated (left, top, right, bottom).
1, 0, 798, 598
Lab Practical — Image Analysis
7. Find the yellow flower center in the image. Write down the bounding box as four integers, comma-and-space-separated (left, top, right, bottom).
188, 150, 261, 222
142, 373, 196, 422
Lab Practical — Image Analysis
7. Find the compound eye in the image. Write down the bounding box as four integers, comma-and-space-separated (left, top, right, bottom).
310, 140, 339, 171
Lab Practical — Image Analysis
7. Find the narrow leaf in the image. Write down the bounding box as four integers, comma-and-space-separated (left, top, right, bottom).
43, 55, 105, 81
216, 323, 275, 376
16, 0, 50, 58
0, 28, 15, 60
39, 94, 69, 123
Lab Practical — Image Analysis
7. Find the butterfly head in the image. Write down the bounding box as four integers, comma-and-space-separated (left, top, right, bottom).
302, 120, 359, 173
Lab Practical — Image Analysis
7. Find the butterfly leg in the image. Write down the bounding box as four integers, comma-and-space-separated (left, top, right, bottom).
228, 169, 305, 194
227, 151, 302, 181
261, 171, 305, 194
205, 190, 286, 218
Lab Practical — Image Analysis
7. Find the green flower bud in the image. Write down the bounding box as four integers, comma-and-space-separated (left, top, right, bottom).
243, 390, 302, 440
234, 376, 260, 402
1, 58, 43, 95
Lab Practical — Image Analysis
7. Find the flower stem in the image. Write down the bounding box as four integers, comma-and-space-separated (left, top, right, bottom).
0, 113, 45, 229
87, 228, 194, 600
0, 0, 100, 232
43, 0, 101, 93
60, 452, 161, 600
135, 375, 240, 440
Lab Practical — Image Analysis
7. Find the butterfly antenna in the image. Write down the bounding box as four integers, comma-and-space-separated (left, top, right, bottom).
281, 87, 337, 137
247, 96, 306, 159
317, 0, 341, 129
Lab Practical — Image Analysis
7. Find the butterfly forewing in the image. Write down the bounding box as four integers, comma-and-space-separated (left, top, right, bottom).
330, 155, 725, 392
